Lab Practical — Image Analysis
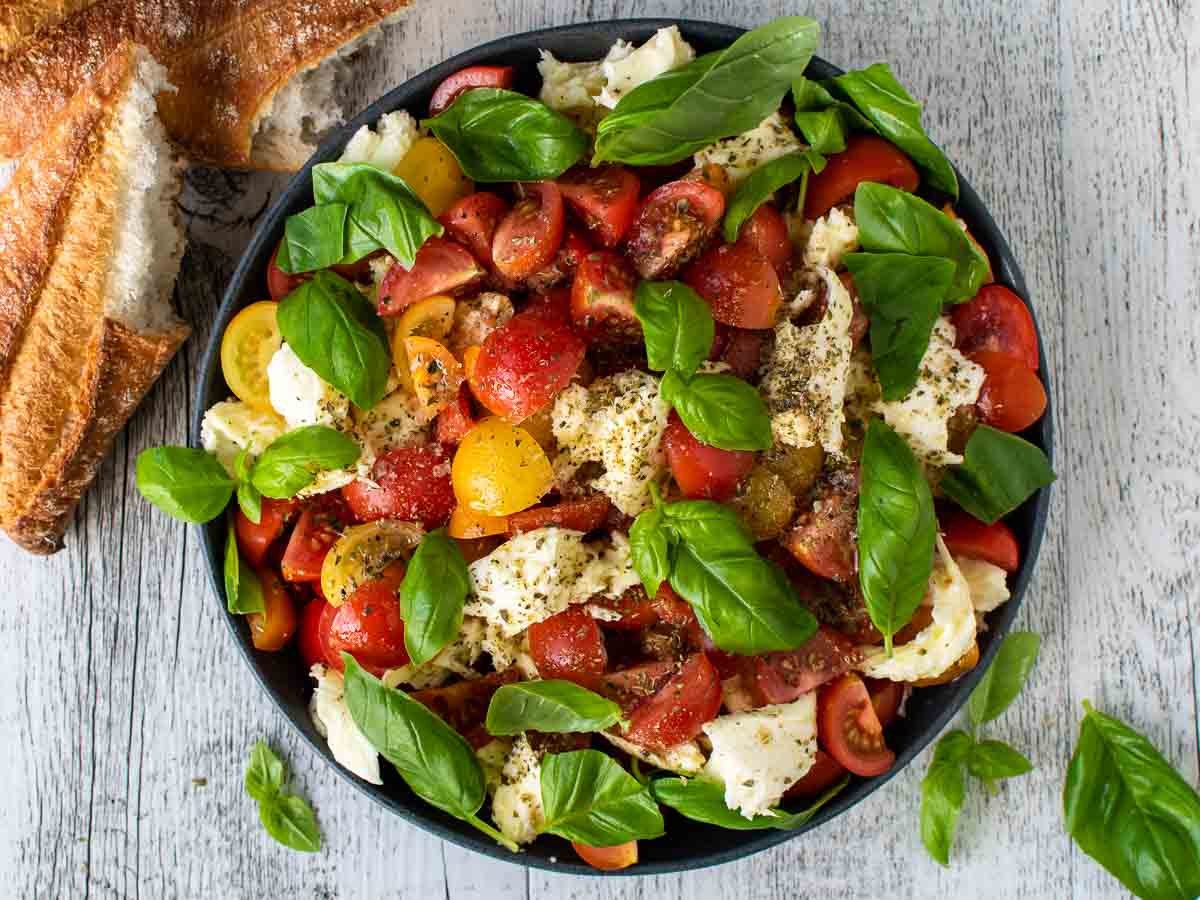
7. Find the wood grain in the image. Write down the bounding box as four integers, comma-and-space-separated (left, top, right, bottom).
0, 0, 1194, 897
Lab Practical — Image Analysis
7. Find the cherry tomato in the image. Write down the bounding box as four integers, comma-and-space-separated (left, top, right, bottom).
836, 272, 872, 348
221, 301, 283, 412
435, 383, 477, 445
570, 250, 641, 344
280, 494, 353, 583
715, 326, 769, 380
266, 241, 305, 301
784, 470, 860, 583
624, 177, 725, 279
803, 134, 920, 219
950, 284, 1039, 370
320, 520, 422, 608
247, 569, 298, 651
736, 204, 792, 274
447, 504, 508, 539
451, 417, 554, 516
453, 535, 505, 564
322, 563, 409, 675
341, 444, 456, 527
235, 497, 297, 568
558, 165, 641, 248
866, 678, 905, 728
392, 137, 473, 217
528, 607, 608, 687
572, 841, 638, 871
747, 625, 864, 706
492, 181, 565, 281
428, 65, 514, 116
471, 311, 586, 421
297, 599, 328, 669
623, 653, 722, 751
662, 411, 755, 501
599, 659, 680, 712
523, 285, 572, 325
784, 749, 847, 801
589, 587, 662, 631
817, 673, 896, 777
412, 671, 518, 747
507, 495, 612, 534
525, 226, 592, 293
684, 241, 782, 329
439, 191, 509, 270
972, 350, 1048, 432
378, 237, 485, 316
941, 511, 1020, 572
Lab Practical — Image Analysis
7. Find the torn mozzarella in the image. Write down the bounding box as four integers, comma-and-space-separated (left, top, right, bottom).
309, 664, 381, 785
598, 26, 695, 109
693, 111, 805, 182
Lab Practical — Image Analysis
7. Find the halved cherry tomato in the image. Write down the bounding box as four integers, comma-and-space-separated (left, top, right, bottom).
493, 181, 565, 281
971, 350, 1048, 432
447, 504, 508, 539
558, 165, 641, 248
235, 497, 297, 567
391, 137, 473, 217
378, 237, 485, 316
528, 607, 607, 687
507, 495, 612, 534
297, 599, 328, 669
471, 311, 586, 421
523, 226, 591, 293
950, 284, 1039, 370
435, 383, 477, 445
599, 659, 680, 712
624, 177, 725, 279
267, 241, 306, 301
405, 336, 465, 414
451, 417, 554, 516
663, 411, 755, 501
391, 294, 457, 391
623, 653, 722, 751
715, 326, 769, 380
570, 250, 641, 343
523, 285, 572, 325
784, 469, 860, 583
804, 134, 920, 219
439, 191, 509, 270
428, 65, 515, 116
320, 520, 422, 608
322, 562, 409, 675
784, 749, 847, 801
589, 587, 661, 631
341, 444, 456, 527
817, 673, 896, 777
572, 841, 638, 871
413, 671, 518, 747
866, 678, 905, 728
280, 494, 353, 583
746, 625, 864, 706
247, 569, 298, 651
684, 241, 782, 329
220, 301, 282, 411
736, 204, 792, 274
941, 511, 1020, 572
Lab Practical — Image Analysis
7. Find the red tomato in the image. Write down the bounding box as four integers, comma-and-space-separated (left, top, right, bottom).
378, 237, 485, 316
525, 226, 591, 293
267, 241, 305, 301
662, 412, 755, 501
280, 495, 352, 583
941, 511, 1020, 572
589, 587, 661, 631
528, 607, 608, 687
950, 284, 1039, 370
235, 497, 297, 567
716, 327, 769, 380
439, 192, 509, 270
428, 65, 514, 116
803, 134, 920, 219
746, 625, 864, 706
412, 671, 518, 747
341, 444, 456, 528
435, 383, 476, 445
572, 841, 638, 871
322, 564, 409, 675
866, 678, 905, 728
471, 311, 586, 420
684, 241, 782, 329
971, 350, 1048, 432
784, 470, 859, 583
570, 250, 641, 343
736, 204, 792, 274
247, 569, 298, 651
784, 749, 847, 801
522, 285, 572, 325
624, 178, 725, 279
297, 599, 328, 669
492, 181, 565, 281
599, 659, 680, 714
558, 165, 641, 248
817, 673, 896, 777
623, 653, 722, 751
507, 495, 612, 534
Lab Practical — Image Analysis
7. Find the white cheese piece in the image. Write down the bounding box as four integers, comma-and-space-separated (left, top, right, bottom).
601, 731, 705, 776
551, 370, 671, 516
383, 617, 486, 689
490, 735, 545, 846
701, 694, 818, 818
308, 664, 381, 785
339, 110, 419, 172
537, 50, 607, 118
447, 292, 514, 356
693, 111, 805, 182
799, 207, 860, 270
351, 387, 432, 474
761, 266, 853, 455
199, 400, 286, 477
957, 557, 1012, 614
267, 342, 350, 429
597, 26, 695, 109
476, 738, 514, 794
480, 624, 541, 680
858, 536, 977, 681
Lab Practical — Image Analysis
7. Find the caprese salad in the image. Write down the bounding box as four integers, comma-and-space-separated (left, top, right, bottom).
137, 16, 1054, 870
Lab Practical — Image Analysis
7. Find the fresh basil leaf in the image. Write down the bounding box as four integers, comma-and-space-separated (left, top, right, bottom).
539, 749, 665, 845
237, 479, 263, 524
969, 631, 1041, 727
1064, 703, 1200, 900
633, 281, 714, 379
652, 774, 847, 831
660, 497, 754, 547
276, 203, 349, 274
857, 418, 937, 654
940, 426, 1056, 524
791, 75, 878, 156
244, 739, 285, 803
723, 151, 819, 243
967, 740, 1033, 782
844, 252, 956, 400
594, 17, 820, 165
921, 729, 973, 866
250, 426, 360, 499
259, 793, 322, 853
224, 527, 265, 616
663, 370, 774, 452
486, 681, 624, 736
135, 446, 235, 524
399, 529, 470, 666
628, 502, 674, 598
423, 88, 587, 182
275, 271, 391, 410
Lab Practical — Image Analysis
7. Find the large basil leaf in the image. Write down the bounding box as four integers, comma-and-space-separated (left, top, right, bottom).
661, 370, 773, 452
633, 281, 714, 380
722, 151, 822, 243
423, 88, 587, 182
1064, 703, 1200, 900
594, 17, 821, 165
398, 529, 470, 666
275, 270, 392, 410
969, 631, 1041, 727
276, 203, 349, 274
651, 775, 847, 831
249, 425, 361, 499
224, 527, 265, 616
857, 418, 936, 653
921, 729, 973, 866
485, 681, 624, 736
628, 500, 675, 598
135, 446, 234, 524
539, 750, 664, 845
940, 426, 1056, 523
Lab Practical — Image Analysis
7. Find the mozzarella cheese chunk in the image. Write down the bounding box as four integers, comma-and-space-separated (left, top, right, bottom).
761, 266, 854, 454
701, 694, 818, 819
476, 738, 514, 794
267, 343, 350, 429
693, 112, 805, 182
601, 731, 705, 776
858, 536, 977, 681
490, 735, 545, 846
799, 207, 860, 270
957, 557, 1012, 613
597, 26, 695, 109
308, 664, 381, 785
537, 51, 607, 118
351, 387, 432, 473
339, 110, 418, 172
480, 624, 541, 680
552, 370, 671, 516
200, 400, 286, 477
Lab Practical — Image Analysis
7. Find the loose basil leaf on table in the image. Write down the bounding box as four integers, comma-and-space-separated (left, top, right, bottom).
661, 369, 774, 452
633, 280, 714, 379
423, 88, 588, 182
398, 528, 470, 666
857, 417, 936, 654
1064, 702, 1200, 900
135, 446, 235, 524
969, 630, 1041, 727
722, 150, 824, 243
244, 739, 286, 803
651, 775, 847, 831
234, 448, 263, 524
594, 17, 821, 165
920, 728, 973, 866
276, 270, 392, 410
967, 740, 1033, 783
244, 740, 322, 853
224, 527, 265, 616
485, 681, 625, 736
276, 203, 350, 274
940, 426, 1056, 523
249, 425, 361, 499
538, 749, 665, 845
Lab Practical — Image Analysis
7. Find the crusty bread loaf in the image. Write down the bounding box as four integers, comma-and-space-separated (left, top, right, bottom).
0, 0, 416, 170
0, 42, 189, 554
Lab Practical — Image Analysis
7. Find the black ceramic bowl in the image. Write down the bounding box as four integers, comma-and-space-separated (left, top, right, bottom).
194, 18, 1053, 875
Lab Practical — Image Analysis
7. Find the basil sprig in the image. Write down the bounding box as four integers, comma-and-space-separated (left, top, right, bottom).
652, 775, 847, 831
276, 270, 392, 410
485, 681, 625, 736
594, 17, 820, 166
1064, 703, 1200, 900
224, 526, 265, 616
920, 729, 972, 865
244, 740, 321, 853
722, 150, 824, 243
398, 529, 470, 666
250, 426, 361, 499
969, 631, 1041, 727
539, 749, 665, 845
940, 425, 1056, 524
135, 447, 235, 524
423, 88, 587, 182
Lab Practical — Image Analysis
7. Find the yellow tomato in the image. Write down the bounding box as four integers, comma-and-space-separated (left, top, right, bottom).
520, 404, 556, 453
390, 294, 457, 388
452, 417, 554, 515
220, 301, 281, 412
405, 336, 464, 414
320, 520, 423, 607
462, 345, 481, 378
392, 137, 473, 216
448, 504, 508, 539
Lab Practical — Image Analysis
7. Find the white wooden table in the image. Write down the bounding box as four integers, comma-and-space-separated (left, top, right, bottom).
1, 2, 1194, 897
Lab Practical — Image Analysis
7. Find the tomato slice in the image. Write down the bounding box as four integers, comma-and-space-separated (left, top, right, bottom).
971, 350, 1048, 432
507, 495, 612, 534
428, 65, 515, 116
784, 469, 859, 583
558, 165, 641, 248
435, 383, 477, 445
221, 301, 282, 412
280, 495, 352, 583
623, 653, 722, 751
378, 237, 485, 316
528, 607, 608, 687
746, 625, 864, 706
235, 497, 297, 568
439, 191, 509, 270
341, 444, 456, 528
524, 225, 592, 293
684, 241, 783, 329
523, 285, 572, 326
817, 673, 896, 777
471, 311, 586, 421
572, 841, 638, 871
322, 563, 409, 675
736, 204, 792, 274
570, 250, 641, 344
662, 411, 755, 501
492, 181, 565, 281
784, 749, 847, 801
941, 511, 1020, 571
267, 241, 306, 302
950, 284, 1039, 370
247, 569, 298, 651
297, 598, 328, 669
599, 659, 680, 711
624, 177, 725, 279
866, 678, 905, 728
589, 587, 661, 631
413, 671, 518, 748
803, 134, 920, 219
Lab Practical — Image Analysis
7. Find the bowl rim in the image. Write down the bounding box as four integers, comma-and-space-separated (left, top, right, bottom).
191, 17, 1053, 876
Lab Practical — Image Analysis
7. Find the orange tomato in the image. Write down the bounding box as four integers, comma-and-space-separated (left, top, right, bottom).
247, 569, 298, 651
451, 417, 553, 515
405, 336, 465, 415
571, 841, 638, 871
447, 504, 508, 539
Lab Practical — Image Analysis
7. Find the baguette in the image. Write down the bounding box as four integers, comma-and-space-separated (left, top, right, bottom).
0, 42, 189, 554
